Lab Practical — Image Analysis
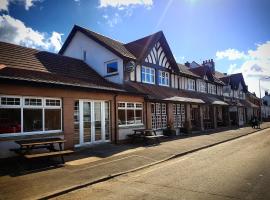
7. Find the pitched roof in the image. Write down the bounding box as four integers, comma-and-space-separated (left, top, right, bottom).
124, 81, 226, 104
190, 66, 224, 85
59, 25, 136, 60
177, 63, 199, 78
220, 73, 248, 91
214, 71, 227, 79
0, 41, 124, 92
124, 31, 180, 73
124, 31, 162, 60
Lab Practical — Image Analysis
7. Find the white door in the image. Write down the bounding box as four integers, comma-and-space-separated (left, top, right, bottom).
78, 100, 108, 146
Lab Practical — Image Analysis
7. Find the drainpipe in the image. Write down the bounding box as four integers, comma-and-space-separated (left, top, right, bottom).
114, 94, 118, 144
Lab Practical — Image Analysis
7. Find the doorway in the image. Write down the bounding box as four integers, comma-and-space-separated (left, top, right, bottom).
76, 100, 110, 146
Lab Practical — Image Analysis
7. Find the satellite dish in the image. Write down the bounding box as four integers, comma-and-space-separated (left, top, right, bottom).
125, 61, 135, 73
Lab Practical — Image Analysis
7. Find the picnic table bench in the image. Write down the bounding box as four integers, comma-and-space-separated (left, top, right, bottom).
13, 137, 73, 164
128, 128, 163, 145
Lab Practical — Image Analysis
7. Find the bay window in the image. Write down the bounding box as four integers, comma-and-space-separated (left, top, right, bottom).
118, 102, 143, 126
141, 66, 155, 84
0, 96, 62, 135
158, 71, 169, 86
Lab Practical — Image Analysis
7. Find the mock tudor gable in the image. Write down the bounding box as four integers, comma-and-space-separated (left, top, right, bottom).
125, 31, 179, 74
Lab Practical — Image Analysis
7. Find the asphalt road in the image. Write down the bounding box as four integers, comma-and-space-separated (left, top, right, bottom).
54, 128, 270, 200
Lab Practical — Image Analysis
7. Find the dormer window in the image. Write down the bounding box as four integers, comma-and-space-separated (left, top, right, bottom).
141, 66, 155, 84
158, 71, 169, 86
106, 60, 118, 74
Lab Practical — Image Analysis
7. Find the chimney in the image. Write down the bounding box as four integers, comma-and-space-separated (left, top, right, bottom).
185, 62, 190, 68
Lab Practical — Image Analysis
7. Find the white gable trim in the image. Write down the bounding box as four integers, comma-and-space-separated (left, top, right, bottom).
144, 41, 170, 69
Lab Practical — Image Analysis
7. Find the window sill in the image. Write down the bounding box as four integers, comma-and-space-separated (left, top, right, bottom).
104, 73, 119, 78
158, 84, 170, 87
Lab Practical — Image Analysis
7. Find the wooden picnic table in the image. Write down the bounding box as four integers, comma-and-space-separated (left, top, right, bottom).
129, 128, 163, 145
14, 137, 73, 163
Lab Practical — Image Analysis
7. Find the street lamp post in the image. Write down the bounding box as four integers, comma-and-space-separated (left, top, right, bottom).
259, 76, 270, 122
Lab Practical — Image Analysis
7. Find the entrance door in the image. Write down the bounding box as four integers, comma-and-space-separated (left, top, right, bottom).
78, 100, 109, 146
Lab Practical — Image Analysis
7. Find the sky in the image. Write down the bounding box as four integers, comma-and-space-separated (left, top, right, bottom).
0, 0, 270, 96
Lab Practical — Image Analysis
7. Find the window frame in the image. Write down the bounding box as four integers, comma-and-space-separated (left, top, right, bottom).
187, 79, 195, 91
105, 60, 118, 75
118, 102, 143, 127
158, 70, 170, 86
141, 66, 155, 84
0, 95, 62, 136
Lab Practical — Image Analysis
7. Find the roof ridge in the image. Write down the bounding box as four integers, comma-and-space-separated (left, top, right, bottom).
74, 25, 125, 44
0, 41, 39, 52
125, 30, 163, 45
0, 41, 88, 63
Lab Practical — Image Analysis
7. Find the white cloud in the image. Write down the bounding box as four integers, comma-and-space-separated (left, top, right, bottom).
102, 13, 122, 27
0, 0, 40, 12
220, 41, 270, 96
0, 14, 63, 52
0, 0, 9, 11
98, 0, 153, 9
216, 48, 247, 60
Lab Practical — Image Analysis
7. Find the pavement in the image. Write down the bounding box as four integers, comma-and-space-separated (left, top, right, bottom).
54, 128, 270, 200
0, 123, 270, 200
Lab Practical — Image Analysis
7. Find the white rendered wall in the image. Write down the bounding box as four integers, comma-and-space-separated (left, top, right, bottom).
63, 31, 124, 84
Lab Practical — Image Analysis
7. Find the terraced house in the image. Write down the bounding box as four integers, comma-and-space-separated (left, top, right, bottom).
0, 25, 256, 157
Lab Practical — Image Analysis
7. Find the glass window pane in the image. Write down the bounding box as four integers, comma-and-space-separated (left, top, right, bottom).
45, 109, 61, 130
127, 110, 135, 125
1, 97, 20, 106
146, 74, 150, 83
127, 103, 134, 108
107, 61, 118, 74
83, 102, 91, 143
46, 99, 60, 106
135, 110, 142, 124
105, 101, 110, 140
23, 109, 42, 132
0, 108, 21, 134
24, 98, 42, 106
118, 109, 126, 125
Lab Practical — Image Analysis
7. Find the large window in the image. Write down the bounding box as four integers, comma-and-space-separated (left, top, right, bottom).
208, 83, 217, 95
106, 61, 118, 74
118, 102, 143, 126
141, 66, 155, 84
173, 104, 185, 128
197, 80, 207, 93
0, 96, 62, 135
158, 71, 169, 86
187, 79, 195, 91
151, 103, 167, 129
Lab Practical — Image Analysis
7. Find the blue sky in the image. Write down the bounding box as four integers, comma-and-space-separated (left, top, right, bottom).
0, 0, 270, 95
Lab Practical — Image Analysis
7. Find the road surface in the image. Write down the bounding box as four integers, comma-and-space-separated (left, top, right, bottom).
54, 128, 270, 200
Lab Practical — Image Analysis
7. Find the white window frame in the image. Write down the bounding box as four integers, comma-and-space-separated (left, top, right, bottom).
0, 95, 62, 136
141, 66, 155, 84
105, 59, 118, 75
118, 102, 143, 127
158, 70, 170, 86
187, 79, 195, 91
